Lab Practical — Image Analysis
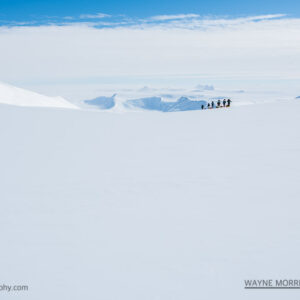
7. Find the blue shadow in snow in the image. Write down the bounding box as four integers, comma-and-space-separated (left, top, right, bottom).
125, 97, 207, 112
84, 94, 116, 109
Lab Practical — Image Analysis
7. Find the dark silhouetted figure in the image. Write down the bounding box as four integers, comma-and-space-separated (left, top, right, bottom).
217, 100, 221, 107
207, 103, 211, 109
227, 99, 232, 107
223, 99, 226, 107
211, 101, 215, 108
201, 104, 204, 110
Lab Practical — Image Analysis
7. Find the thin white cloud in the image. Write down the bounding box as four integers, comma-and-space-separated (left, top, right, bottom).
63, 16, 75, 20
198, 14, 286, 26
242, 14, 286, 21
136, 14, 287, 30
150, 14, 199, 21
79, 13, 110, 19
1, 13, 285, 29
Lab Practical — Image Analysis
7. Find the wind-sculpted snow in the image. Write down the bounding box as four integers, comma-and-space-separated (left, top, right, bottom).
68, 83, 296, 111
84, 94, 116, 109
125, 96, 207, 112
83, 94, 208, 112
0, 81, 78, 109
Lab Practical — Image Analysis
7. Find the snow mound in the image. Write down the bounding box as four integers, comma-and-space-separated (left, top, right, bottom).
0, 82, 78, 109
84, 94, 116, 109
125, 96, 207, 112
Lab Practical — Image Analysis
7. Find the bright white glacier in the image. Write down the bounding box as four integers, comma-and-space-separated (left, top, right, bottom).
0, 81, 78, 109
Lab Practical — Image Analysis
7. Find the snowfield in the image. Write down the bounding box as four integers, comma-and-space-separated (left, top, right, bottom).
1, 98, 300, 299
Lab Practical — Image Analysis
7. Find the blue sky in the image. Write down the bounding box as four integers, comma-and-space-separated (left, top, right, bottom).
0, 0, 300, 24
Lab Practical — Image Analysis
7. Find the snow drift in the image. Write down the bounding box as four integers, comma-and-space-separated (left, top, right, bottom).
0, 81, 78, 109
84, 94, 208, 112
84, 94, 116, 109
125, 96, 207, 112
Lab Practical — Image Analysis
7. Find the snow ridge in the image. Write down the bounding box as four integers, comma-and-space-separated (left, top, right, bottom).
0, 82, 78, 109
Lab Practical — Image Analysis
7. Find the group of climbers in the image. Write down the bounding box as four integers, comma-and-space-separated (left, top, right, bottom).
201, 99, 232, 110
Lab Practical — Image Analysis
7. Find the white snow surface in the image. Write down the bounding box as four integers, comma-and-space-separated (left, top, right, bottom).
0, 81, 78, 109
1, 101, 300, 299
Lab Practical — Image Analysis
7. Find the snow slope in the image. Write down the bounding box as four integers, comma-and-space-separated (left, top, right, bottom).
0, 82, 78, 109
1, 102, 300, 299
